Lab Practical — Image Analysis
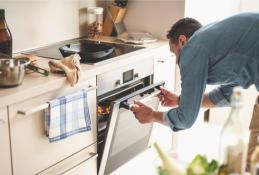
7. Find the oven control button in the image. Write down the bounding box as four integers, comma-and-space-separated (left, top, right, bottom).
115, 80, 121, 87
134, 73, 139, 79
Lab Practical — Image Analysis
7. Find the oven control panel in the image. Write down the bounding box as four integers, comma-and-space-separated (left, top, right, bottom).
97, 57, 154, 96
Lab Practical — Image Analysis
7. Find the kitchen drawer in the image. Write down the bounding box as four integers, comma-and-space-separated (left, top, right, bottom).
0, 107, 12, 175
64, 150, 97, 175
38, 143, 97, 175
8, 77, 97, 175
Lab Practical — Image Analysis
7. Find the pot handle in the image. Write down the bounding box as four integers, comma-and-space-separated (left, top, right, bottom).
27, 64, 49, 76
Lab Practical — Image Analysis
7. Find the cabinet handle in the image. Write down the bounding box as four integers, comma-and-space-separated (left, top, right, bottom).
115, 80, 121, 87
0, 118, 6, 124
17, 85, 97, 116
63, 152, 98, 174
82, 152, 98, 162
157, 60, 165, 63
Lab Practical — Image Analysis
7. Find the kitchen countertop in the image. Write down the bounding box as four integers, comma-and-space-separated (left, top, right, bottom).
0, 36, 169, 108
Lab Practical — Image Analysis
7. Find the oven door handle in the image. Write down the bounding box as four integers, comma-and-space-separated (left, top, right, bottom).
120, 90, 161, 110
118, 81, 165, 110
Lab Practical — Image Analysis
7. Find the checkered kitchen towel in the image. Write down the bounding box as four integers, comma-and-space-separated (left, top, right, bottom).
44, 90, 91, 142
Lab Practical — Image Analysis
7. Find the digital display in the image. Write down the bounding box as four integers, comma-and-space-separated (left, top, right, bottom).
123, 69, 134, 83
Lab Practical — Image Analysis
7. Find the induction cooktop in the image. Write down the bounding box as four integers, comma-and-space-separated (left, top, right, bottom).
24, 39, 145, 64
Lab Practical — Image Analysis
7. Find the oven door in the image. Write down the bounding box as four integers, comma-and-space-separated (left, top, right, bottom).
98, 81, 164, 175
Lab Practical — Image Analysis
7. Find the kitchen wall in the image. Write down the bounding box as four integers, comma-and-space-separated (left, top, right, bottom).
240, 0, 259, 11
185, 0, 241, 25
0, 0, 185, 52
0, 0, 185, 53
0, 0, 96, 52
123, 0, 185, 40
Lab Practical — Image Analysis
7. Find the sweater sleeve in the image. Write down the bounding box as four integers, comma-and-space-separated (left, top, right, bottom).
208, 85, 235, 107
164, 45, 209, 131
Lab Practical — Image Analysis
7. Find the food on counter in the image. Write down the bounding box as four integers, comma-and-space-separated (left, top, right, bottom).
154, 142, 186, 175
86, 7, 103, 39
154, 142, 218, 175
87, 21, 103, 39
187, 155, 218, 175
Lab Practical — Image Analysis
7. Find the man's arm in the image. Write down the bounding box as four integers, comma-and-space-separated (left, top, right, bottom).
201, 93, 216, 108
164, 45, 210, 131
207, 85, 234, 107
201, 84, 235, 108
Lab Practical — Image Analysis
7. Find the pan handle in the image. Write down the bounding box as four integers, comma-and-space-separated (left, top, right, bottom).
27, 64, 49, 76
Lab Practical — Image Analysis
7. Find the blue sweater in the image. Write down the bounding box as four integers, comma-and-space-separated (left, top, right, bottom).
164, 12, 259, 131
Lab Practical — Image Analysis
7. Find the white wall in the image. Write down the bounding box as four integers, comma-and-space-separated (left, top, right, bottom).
185, 0, 241, 25
0, 0, 97, 52
0, 0, 185, 51
123, 0, 185, 40
240, 0, 259, 11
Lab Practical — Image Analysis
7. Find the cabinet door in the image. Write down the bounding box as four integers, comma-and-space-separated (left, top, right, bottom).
9, 77, 97, 175
38, 143, 97, 175
0, 107, 12, 175
153, 51, 176, 150
64, 153, 97, 175
154, 51, 176, 90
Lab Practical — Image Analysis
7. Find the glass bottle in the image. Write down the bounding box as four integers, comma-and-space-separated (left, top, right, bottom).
218, 87, 247, 175
86, 7, 103, 39
251, 136, 259, 175
0, 9, 12, 58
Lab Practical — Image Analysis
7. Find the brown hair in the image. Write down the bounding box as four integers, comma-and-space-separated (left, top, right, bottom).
167, 17, 202, 43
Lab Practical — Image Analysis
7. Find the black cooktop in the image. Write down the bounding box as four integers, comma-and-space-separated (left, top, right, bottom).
24, 39, 145, 64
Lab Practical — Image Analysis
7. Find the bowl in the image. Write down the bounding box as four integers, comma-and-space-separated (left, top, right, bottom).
0, 58, 30, 87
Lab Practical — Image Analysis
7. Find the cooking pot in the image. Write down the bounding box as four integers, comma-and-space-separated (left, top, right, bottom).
0, 58, 30, 87
59, 41, 115, 61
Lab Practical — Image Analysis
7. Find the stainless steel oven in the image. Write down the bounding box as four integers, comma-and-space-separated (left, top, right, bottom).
97, 58, 164, 175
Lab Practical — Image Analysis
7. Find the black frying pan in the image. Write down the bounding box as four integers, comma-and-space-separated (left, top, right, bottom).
59, 41, 115, 60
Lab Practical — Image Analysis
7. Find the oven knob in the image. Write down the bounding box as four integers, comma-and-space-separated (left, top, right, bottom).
134, 73, 139, 79
115, 80, 121, 87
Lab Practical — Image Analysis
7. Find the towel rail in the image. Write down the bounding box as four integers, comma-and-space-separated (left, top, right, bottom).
17, 85, 97, 116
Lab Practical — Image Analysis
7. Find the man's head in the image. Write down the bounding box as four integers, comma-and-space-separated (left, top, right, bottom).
167, 18, 202, 62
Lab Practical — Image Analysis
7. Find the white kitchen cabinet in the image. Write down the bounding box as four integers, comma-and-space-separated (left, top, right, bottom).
153, 49, 176, 151
38, 143, 97, 175
8, 77, 97, 175
154, 49, 176, 91
64, 156, 97, 175
0, 107, 12, 175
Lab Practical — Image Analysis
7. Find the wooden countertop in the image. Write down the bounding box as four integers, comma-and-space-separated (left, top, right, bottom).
0, 36, 169, 108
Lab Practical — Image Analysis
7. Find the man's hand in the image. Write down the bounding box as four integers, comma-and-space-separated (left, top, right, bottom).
158, 87, 179, 107
131, 101, 167, 125
131, 101, 155, 124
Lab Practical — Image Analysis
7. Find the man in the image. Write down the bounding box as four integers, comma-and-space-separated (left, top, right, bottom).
131, 12, 259, 169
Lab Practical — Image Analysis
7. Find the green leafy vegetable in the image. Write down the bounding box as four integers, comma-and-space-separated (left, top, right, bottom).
154, 142, 186, 175
187, 155, 218, 175
158, 166, 171, 175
